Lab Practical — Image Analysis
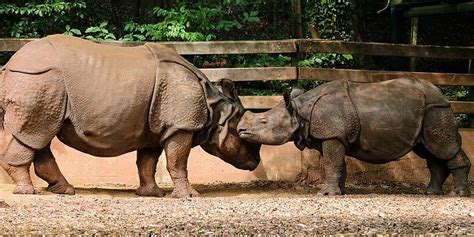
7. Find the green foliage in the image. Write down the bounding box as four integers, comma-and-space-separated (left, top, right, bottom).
298, 53, 353, 68
0, 0, 86, 38
63, 25, 81, 36
232, 54, 291, 68
242, 11, 260, 24
84, 22, 116, 41
122, 4, 257, 42
442, 87, 469, 101
299, 0, 353, 69
302, 0, 352, 40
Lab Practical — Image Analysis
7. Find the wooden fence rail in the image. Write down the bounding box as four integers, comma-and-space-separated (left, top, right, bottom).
299, 40, 474, 59
1, 37, 473, 113
239, 96, 474, 114
0, 38, 298, 54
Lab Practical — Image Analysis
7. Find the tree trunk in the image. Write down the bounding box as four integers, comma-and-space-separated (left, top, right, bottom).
138, 0, 166, 19
351, 0, 376, 69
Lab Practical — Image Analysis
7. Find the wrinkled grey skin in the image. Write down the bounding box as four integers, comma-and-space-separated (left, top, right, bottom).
0, 35, 260, 198
238, 78, 471, 196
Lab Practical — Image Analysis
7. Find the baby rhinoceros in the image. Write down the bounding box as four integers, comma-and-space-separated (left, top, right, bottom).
237, 78, 471, 196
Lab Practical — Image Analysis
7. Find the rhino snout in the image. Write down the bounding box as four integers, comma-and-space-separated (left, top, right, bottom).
237, 125, 255, 140
237, 113, 255, 138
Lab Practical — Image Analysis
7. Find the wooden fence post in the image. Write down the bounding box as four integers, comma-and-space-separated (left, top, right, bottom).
409, 17, 419, 71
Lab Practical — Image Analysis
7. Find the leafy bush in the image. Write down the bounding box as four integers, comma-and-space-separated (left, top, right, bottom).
122, 4, 256, 42
84, 22, 116, 41
298, 0, 353, 70
0, 0, 86, 38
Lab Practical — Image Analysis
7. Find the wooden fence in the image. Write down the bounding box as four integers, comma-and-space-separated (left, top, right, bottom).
1, 38, 473, 114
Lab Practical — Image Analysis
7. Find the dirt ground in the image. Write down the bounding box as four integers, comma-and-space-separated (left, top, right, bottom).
0, 181, 473, 235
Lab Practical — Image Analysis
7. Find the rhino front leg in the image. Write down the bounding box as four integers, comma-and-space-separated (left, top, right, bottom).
0, 128, 39, 194
136, 148, 165, 197
319, 139, 346, 195
34, 146, 75, 195
164, 131, 200, 198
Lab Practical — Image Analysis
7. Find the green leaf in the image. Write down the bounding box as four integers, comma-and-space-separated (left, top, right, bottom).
70, 29, 81, 35
342, 54, 353, 60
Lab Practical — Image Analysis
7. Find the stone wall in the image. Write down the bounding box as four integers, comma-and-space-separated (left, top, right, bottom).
0, 129, 472, 188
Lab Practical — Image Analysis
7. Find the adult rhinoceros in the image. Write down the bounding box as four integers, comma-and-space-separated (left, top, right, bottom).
237, 78, 471, 196
0, 34, 260, 198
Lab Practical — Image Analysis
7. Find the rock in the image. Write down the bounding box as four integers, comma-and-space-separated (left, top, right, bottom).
0, 199, 9, 208
296, 223, 307, 228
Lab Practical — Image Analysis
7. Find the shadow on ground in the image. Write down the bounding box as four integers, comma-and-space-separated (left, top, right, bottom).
67, 180, 472, 197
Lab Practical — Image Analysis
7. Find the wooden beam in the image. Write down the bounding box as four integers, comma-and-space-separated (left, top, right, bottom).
240, 96, 282, 109
0, 38, 38, 52
240, 95, 474, 114
201, 67, 297, 82
299, 40, 474, 59
3, 38, 474, 60
150, 40, 297, 55
298, 68, 474, 86
405, 2, 474, 17
0, 38, 298, 54
390, 0, 439, 6
451, 101, 474, 114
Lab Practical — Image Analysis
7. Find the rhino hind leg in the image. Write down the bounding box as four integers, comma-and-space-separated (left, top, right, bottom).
421, 107, 471, 196
0, 127, 39, 194
413, 144, 449, 195
34, 146, 75, 195
447, 150, 471, 197
136, 148, 165, 197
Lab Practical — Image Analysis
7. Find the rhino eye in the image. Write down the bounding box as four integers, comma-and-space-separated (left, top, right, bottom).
260, 118, 267, 124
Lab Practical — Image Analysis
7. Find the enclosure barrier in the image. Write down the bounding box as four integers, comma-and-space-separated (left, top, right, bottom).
1, 38, 473, 113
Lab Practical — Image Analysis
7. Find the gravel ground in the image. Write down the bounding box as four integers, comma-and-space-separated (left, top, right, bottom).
0, 181, 473, 235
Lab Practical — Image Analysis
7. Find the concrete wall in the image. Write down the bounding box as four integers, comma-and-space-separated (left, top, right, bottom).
0, 129, 473, 188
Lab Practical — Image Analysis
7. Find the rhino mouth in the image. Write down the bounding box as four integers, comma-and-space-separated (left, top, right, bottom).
238, 131, 254, 138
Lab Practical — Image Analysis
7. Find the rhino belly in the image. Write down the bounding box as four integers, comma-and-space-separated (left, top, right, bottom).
347, 81, 426, 163
57, 119, 155, 157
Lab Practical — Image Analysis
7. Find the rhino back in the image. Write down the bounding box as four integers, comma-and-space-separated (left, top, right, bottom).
48, 35, 156, 152
347, 78, 427, 162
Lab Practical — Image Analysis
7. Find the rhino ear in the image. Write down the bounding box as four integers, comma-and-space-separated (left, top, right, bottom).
217, 104, 236, 147
283, 90, 291, 107
290, 85, 304, 99
218, 103, 234, 126
283, 90, 295, 114
216, 78, 238, 101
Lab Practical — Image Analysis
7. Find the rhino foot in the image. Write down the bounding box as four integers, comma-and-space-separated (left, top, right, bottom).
13, 184, 41, 195
424, 187, 444, 195
136, 185, 165, 197
449, 187, 471, 197
47, 182, 75, 195
317, 184, 343, 196
171, 185, 200, 198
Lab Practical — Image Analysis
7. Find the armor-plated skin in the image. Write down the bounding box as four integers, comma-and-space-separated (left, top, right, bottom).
237, 78, 471, 196
0, 35, 260, 198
